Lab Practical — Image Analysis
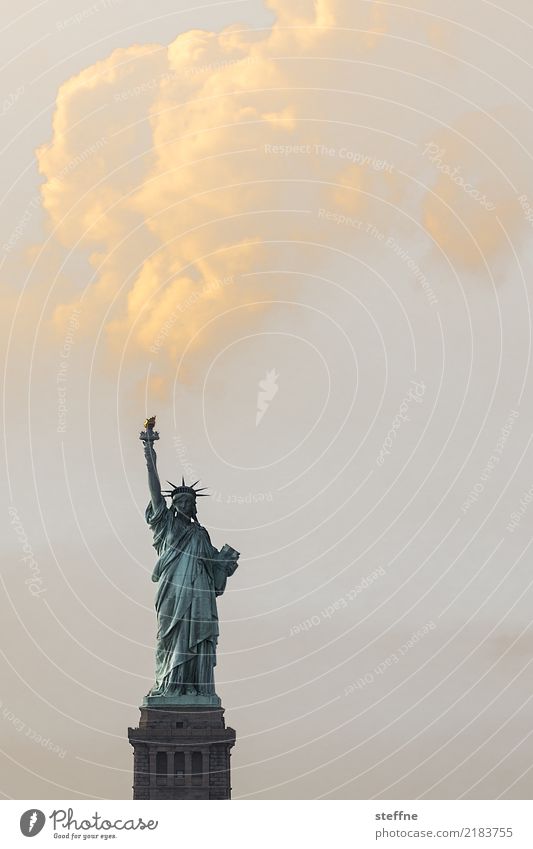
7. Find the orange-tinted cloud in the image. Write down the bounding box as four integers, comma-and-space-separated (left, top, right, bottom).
421, 110, 529, 269
33, 1, 533, 395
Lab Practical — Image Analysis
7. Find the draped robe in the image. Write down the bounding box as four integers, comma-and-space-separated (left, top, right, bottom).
145, 499, 232, 696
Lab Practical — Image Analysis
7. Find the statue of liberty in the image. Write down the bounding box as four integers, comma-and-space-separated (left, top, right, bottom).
140, 417, 239, 705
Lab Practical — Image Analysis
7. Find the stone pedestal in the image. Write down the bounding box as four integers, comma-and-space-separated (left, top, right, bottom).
128, 705, 236, 799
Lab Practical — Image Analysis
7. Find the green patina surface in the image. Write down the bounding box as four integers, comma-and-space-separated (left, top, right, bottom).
140, 418, 239, 704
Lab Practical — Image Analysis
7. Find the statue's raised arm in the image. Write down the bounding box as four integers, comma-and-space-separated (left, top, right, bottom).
140, 416, 163, 512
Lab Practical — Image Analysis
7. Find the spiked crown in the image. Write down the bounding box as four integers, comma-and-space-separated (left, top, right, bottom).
161, 477, 209, 499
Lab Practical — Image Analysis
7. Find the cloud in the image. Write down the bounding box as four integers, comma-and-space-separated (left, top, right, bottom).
421, 110, 530, 270
33, 0, 532, 395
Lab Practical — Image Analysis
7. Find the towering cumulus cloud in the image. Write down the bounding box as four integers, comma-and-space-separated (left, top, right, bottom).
35, 0, 533, 390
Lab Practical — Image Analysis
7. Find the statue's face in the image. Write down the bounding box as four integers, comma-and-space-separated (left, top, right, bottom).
172, 492, 196, 518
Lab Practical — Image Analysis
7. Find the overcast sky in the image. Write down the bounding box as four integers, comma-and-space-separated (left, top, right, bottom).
3, 0, 533, 800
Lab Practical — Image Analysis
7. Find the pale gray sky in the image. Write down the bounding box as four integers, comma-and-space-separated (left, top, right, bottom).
2, 0, 533, 800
